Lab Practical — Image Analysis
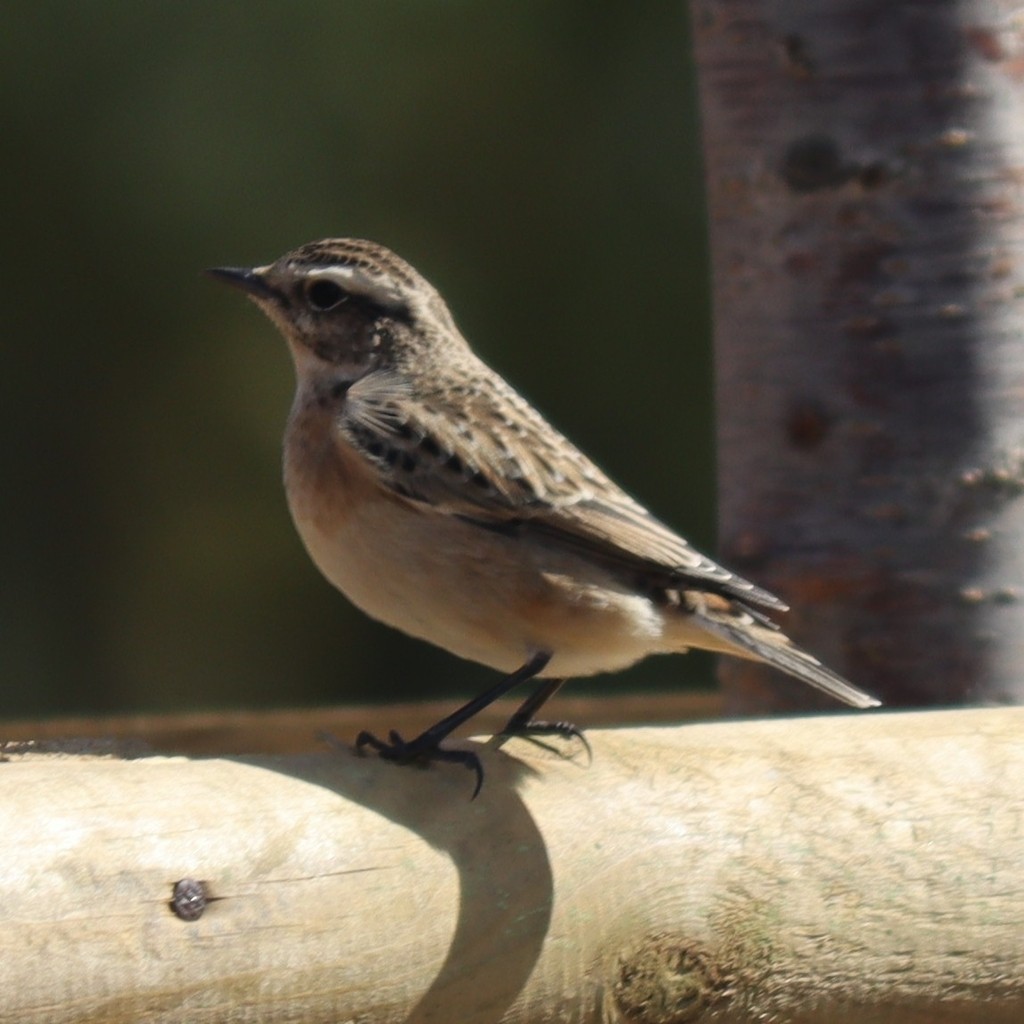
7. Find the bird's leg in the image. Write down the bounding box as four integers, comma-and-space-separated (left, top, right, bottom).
499, 678, 590, 755
356, 650, 552, 797
501, 678, 566, 732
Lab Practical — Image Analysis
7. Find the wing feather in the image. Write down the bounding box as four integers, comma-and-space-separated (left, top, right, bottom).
340, 369, 785, 610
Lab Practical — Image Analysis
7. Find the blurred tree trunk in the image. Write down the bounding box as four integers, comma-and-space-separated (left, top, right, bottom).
691, 0, 1024, 710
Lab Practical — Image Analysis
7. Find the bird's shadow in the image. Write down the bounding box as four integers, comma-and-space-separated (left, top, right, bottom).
251, 738, 561, 1024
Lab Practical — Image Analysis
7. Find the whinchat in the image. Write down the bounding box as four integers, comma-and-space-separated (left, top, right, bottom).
208, 239, 880, 792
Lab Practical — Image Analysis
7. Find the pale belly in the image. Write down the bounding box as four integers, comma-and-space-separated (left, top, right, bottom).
288, 482, 669, 679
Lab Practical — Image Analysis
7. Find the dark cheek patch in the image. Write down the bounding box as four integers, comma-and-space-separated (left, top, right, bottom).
309, 308, 384, 365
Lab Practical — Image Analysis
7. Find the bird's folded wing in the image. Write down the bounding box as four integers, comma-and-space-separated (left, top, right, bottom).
517, 497, 787, 611
340, 373, 785, 611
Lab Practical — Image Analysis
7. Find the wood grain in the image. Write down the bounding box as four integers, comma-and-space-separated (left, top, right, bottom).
2, 707, 1021, 1022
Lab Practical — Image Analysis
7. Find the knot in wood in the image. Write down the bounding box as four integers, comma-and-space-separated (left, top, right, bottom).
612, 933, 730, 1023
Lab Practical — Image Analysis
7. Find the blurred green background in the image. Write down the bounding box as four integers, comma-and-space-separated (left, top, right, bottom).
1, 0, 714, 719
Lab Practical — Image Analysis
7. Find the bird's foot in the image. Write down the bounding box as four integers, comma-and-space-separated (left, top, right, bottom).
355, 729, 485, 798
499, 716, 592, 761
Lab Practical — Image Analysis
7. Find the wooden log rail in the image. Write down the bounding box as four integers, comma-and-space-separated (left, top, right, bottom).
1, 706, 1021, 1022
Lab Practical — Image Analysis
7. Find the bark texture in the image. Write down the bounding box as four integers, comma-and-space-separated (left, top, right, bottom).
693, 0, 1024, 709
2, 708, 1022, 1022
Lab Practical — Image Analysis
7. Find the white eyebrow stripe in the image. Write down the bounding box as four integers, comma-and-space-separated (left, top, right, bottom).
305, 266, 358, 281
303, 266, 407, 310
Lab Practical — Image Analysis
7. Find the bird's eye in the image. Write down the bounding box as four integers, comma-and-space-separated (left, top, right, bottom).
306, 279, 346, 311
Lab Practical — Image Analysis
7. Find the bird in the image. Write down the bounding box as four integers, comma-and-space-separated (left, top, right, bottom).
207, 238, 880, 794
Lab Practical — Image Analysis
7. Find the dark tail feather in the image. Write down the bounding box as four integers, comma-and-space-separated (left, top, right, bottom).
695, 608, 881, 709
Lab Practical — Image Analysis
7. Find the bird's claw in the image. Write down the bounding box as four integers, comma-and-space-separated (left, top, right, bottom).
500, 717, 593, 762
355, 729, 485, 798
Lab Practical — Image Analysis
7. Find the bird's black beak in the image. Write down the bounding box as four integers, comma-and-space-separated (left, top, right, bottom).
204, 265, 276, 301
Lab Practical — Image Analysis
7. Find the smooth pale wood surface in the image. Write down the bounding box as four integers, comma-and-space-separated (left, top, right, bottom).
2, 707, 1022, 1023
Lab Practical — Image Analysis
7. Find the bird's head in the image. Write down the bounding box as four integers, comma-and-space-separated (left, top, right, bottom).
207, 238, 461, 383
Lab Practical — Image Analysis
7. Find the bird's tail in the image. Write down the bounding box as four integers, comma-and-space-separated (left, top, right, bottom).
681, 592, 881, 709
